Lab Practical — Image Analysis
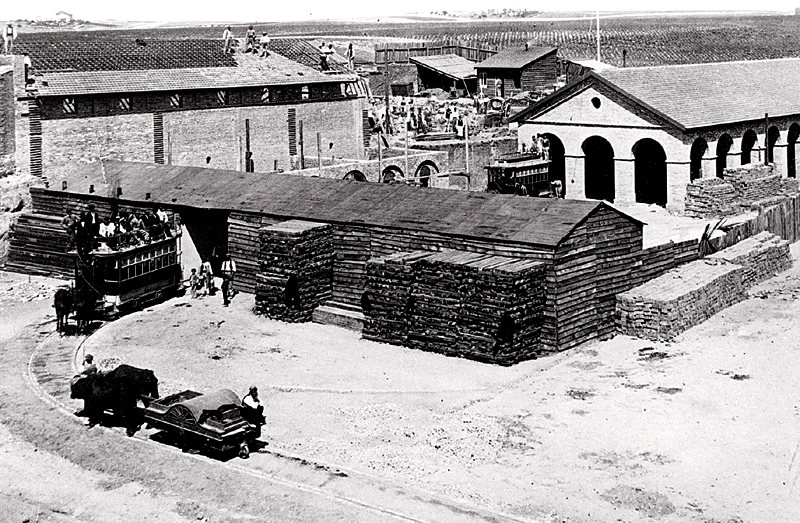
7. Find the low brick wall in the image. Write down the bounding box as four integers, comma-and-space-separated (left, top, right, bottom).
706, 231, 792, 289
616, 232, 792, 341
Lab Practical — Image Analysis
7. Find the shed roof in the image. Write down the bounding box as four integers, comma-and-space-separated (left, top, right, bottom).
35, 57, 336, 96
60, 161, 641, 249
476, 46, 556, 70
409, 54, 477, 80
512, 58, 800, 130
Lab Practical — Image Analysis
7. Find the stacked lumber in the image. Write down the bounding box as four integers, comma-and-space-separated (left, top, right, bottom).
457, 255, 545, 365
684, 178, 737, 217
706, 231, 792, 289
362, 251, 430, 345
331, 226, 372, 306
227, 212, 279, 295
6, 213, 74, 278
254, 220, 334, 323
616, 259, 746, 342
404, 250, 546, 365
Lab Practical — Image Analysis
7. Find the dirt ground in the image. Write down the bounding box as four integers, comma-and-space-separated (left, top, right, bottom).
2, 241, 800, 522
71, 245, 800, 522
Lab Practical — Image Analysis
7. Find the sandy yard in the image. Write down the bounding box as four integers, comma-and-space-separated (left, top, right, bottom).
69, 245, 800, 522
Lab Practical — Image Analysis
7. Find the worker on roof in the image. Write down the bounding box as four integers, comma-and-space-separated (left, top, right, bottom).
245, 26, 256, 53
259, 32, 270, 58
3, 23, 16, 55
222, 26, 233, 53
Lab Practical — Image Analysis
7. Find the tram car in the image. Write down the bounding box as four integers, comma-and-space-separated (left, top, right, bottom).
486, 153, 551, 196
74, 228, 183, 313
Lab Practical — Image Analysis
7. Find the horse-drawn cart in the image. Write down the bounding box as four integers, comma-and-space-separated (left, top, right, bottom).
143, 389, 258, 458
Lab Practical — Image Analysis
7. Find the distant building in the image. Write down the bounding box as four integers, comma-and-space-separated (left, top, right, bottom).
55, 11, 73, 23
475, 45, 558, 98
409, 54, 477, 96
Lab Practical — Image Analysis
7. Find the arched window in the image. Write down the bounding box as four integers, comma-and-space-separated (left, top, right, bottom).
741, 130, 758, 165
414, 161, 439, 188
767, 126, 781, 164
343, 170, 367, 181
716, 134, 734, 178
690, 137, 708, 181
382, 166, 404, 183
788, 124, 800, 179
544, 133, 567, 198
582, 136, 615, 202
633, 138, 668, 207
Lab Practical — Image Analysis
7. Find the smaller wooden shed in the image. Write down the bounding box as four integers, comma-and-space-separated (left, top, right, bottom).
475, 45, 558, 98
409, 54, 478, 95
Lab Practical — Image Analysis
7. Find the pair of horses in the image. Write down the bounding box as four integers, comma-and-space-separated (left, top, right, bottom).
54, 287, 98, 334
70, 364, 159, 436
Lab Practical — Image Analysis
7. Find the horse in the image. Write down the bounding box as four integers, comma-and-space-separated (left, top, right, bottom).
71, 364, 159, 436
53, 287, 99, 334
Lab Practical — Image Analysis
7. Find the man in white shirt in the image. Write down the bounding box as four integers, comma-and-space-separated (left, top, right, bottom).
242, 386, 265, 425
3, 23, 16, 55
222, 26, 233, 53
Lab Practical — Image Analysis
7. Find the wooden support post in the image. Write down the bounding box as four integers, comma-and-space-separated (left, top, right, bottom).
317, 132, 322, 176
299, 121, 305, 170
384, 50, 391, 135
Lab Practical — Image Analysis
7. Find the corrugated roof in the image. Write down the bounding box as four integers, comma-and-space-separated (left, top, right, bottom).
597, 58, 800, 129
36, 56, 335, 96
409, 54, 477, 80
476, 46, 556, 70
78, 161, 640, 249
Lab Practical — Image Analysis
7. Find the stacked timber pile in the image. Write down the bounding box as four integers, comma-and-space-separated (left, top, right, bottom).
254, 220, 334, 322
724, 163, 782, 205
227, 212, 278, 295
362, 251, 430, 345
331, 227, 372, 306
706, 231, 792, 289
405, 250, 546, 365
684, 178, 737, 217
457, 255, 545, 365
6, 213, 74, 278
616, 259, 746, 342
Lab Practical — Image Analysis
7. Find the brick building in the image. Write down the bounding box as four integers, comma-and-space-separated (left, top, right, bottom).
510, 58, 800, 211
475, 45, 558, 98
15, 39, 369, 177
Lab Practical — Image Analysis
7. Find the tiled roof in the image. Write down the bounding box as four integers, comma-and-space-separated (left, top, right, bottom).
267, 38, 349, 73
409, 54, 477, 80
476, 46, 556, 70
14, 39, 237, 73
597, 58, 800, 129
56, 161, 641, 249
35, 55, 341, 96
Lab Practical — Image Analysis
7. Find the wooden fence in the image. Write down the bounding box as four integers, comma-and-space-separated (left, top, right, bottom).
375, 43, 498, 64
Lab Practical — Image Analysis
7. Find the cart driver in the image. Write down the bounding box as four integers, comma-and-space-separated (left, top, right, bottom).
242, 385, 265, 425
81, 354, 97, 375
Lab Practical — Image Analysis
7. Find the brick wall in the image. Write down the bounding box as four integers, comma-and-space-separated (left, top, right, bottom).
41, 113, 153, 179
164, 98, 367, 172
411, 135, 516, 190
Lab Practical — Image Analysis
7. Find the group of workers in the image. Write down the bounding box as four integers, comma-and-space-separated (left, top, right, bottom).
522, 133, 551, 160
188, 254, 237, 306
221, 26, 355, 69
61, 204, 173, 257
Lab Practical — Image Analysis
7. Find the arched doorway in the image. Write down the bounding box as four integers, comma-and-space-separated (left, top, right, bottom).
690, 137, 708, 181
544, 133, 566, 198
382, 166, 404, 183
414, 161, 439, 188
741, 130, 757, 165
788, 124, 800, 178
582, 136, 615, 202
767, 126, 780, 164
633, 138, 668, 207
343, 170, 367, 181
716, 134, 733, 178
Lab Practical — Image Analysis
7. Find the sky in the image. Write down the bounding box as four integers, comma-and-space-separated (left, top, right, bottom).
3, 0, 797, 23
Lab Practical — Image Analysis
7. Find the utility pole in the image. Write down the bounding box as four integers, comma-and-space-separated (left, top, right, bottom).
596, 10, 601, 62
465, 119, 470, 177
765, 112, 770, 165
384, 48, 391, 135
317, 132, 322, 176
299, 121, 305, 169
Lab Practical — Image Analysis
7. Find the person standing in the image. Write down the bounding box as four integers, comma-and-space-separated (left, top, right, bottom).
346, 42, 354, 70
259, 32, 271, 58
245, 26, 256, 53
222, 26, 233, 54
3, 23, 16, 55
200, 258, 214, 295
221, 254, 237, 290
189, 268, 199, 299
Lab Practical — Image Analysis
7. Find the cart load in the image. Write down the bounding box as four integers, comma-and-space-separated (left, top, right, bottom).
143, 388, 257, 458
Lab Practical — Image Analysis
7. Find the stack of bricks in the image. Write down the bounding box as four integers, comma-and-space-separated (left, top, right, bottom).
254, 220, 334, 323
616, 259, 746, 342
617, 231, 792, 341
401, 250, 546, 365
362, 251, 430, 345
684, 178, 737, 217
706, 231, 792, 289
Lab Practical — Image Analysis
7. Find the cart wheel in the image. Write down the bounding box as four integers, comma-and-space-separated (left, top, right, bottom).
239, 442, 250, 459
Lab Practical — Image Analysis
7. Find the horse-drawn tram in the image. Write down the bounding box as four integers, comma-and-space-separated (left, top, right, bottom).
74, 227, 183, 313
485, 153, 551, 196
143, 389, 258, 458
